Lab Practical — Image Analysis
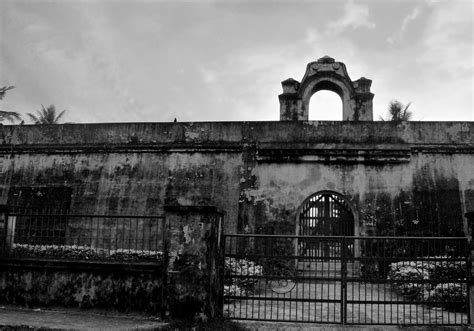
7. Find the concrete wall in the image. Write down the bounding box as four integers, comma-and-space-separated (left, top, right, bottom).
0, 260, 164, 313
0, 121, 472, 235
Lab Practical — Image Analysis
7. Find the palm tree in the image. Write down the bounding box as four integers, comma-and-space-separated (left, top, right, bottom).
27, 105, 66, 124
0, 86, 22, 123
380, 100, 412, 122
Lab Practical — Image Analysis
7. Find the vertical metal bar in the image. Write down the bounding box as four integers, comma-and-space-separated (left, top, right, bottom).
341, 236, 346, 325
28, 211, 32, 245
142, 218, 145, 252
466, 238, 471, 325
108, 216, 112, 256
87, 215, 92, 247
121, 216, 125, 251
160, 216, 168, 320
115, 217, 118, 253
51, 212, 56, 245
133, 217, 137, 251
221, 234, 227, 317
161, 217, 167, 261
96, 216, 100, 254
128, 217, 131, 253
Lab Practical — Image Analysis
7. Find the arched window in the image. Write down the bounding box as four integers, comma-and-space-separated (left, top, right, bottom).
308, 90, 343, 121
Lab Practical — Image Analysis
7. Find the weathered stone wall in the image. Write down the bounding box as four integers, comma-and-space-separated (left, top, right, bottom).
0, 260, 164, 313
0, 121, 472, 235
243, 153, 472, 236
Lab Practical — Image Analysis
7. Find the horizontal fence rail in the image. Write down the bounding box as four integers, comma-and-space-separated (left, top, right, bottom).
1, 211, 166, 263
223, 234, 470, 326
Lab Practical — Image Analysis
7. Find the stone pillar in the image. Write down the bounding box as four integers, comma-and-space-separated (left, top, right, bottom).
164, 205, 224, 321
352, 77, 374, 121
279, 78, 304, 121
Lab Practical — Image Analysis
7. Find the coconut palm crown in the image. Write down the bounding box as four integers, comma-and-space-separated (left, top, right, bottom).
380, 100, 412, 122
27, 105, 67, 124
0, 86, 22, 123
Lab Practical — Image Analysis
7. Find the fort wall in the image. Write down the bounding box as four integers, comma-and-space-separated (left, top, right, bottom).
0, 121, 472, 235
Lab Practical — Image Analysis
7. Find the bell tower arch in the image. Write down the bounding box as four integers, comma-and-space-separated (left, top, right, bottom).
279, 56, 374, 121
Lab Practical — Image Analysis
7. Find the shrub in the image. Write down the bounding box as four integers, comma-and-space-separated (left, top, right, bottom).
224, 257, 263, 298
388, 257, 467, 311
427, 283, 466, 310
10, 243, 163, 261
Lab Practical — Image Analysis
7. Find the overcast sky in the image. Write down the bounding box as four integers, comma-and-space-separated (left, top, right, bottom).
0, 0, 472, 124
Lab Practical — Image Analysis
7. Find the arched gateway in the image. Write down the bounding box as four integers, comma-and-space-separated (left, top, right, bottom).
297, 191, 356, 258
279, 55, 374, 121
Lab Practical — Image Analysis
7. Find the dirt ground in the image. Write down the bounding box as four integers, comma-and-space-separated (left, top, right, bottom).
0, 305, 166, 330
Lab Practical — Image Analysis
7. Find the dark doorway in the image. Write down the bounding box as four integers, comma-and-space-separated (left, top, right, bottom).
298, 191, 354, 258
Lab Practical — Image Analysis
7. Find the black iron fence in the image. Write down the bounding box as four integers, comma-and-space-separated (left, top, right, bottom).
223, 234, 470, 326
0, 206, 225, 317
1, 210, 166, 262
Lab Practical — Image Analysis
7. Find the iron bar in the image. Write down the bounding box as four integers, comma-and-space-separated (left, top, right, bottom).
223, 234, 469, 325
2, 211, 166, 262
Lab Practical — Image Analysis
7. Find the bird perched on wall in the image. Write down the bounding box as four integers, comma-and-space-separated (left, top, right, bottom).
174, 118, 177, 122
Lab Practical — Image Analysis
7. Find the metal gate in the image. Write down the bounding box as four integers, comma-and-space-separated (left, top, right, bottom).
223, 234, 470, 325
298, 192, 354, 259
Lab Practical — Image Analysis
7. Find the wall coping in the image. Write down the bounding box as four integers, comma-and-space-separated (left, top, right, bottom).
0, 121, 472, 148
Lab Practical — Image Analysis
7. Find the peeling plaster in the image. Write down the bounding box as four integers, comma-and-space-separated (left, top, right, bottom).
184, 131, 200, 141
183, 224, 193, 244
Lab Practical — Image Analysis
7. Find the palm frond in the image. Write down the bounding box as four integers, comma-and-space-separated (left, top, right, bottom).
384, 100, 413, 122
0, 86, 15, 100
27, 112, 41, 124
55, 109, 67, 123
0, 110, 22, 123
29, 104, 67, 124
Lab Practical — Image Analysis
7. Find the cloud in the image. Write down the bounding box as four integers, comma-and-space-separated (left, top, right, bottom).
418, 2, 472, 73
387, 6, 421, 44
2, 0, 471, 123
401, 6, 420, 32
326, 0, 375, 34
200, 67, 219, 84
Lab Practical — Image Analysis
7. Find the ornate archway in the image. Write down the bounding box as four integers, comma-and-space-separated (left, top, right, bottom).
279, 56, 374, 121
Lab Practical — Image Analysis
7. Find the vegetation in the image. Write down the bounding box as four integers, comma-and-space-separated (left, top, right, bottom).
0, 85, 22, 123
224, 257, 263, 298
10, 243, 163, 261
388, 258, 467, 311
380, 100, 412, 122
27, 104, 67, 124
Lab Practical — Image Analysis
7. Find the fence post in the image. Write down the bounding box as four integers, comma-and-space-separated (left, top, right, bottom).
163, 205, 225, 321
466, 211, 474, 326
